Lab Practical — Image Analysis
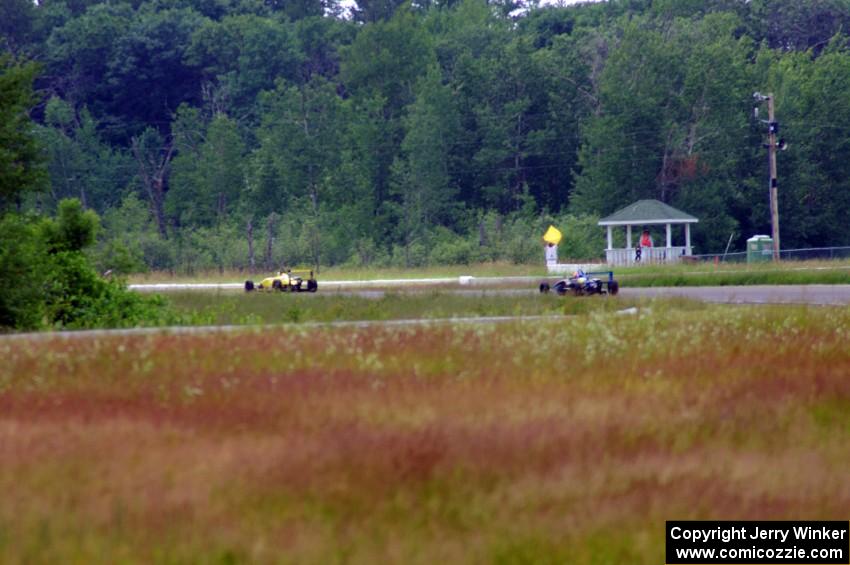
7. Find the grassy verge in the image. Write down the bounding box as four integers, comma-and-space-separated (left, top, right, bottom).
128, 260, 850, 288
127, 261, 549, 284
2, 303, 849, 562
616, 260, 850, 287
165, 290, 637, 325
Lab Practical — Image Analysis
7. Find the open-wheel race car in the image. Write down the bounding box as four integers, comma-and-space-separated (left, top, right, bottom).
539, 270, 619, 296
244, 269, 318, 293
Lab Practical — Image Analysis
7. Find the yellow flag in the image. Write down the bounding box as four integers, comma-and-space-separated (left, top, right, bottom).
543, 225, 562, 245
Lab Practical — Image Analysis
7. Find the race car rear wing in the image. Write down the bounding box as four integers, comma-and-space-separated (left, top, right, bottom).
585, 271, 615, 283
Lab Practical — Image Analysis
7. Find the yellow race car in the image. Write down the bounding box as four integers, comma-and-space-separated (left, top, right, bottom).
244, 269, 317, 293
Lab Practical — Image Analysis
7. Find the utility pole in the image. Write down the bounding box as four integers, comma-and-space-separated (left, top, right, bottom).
754, 92, 786, 261
767, 95, 780, 261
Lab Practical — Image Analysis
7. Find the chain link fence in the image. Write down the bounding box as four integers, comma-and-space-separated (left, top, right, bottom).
693, 246, 850, 263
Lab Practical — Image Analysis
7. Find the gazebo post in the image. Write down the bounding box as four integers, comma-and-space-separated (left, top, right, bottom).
607, 226, 613, 250
626, 225, 632, 249
666, 223, 672, 248
685, 223, 691, 253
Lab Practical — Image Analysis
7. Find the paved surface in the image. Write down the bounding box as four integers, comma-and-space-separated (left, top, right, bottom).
322, 285, 850, 305
620, 285, 850, 305
129, 278, 850, 305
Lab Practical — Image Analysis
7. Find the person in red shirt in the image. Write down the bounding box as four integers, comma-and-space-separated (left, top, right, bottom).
635, 228, 653, 262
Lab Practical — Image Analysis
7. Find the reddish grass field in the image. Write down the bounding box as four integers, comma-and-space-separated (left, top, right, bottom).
2, 305, 850, 563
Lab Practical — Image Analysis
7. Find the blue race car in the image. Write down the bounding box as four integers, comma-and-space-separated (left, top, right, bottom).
539, 270, 619, 296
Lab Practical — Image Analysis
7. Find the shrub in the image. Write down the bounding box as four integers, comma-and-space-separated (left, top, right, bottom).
552, 213, 605, 262
0, 214, 45, 330
95, 240, 147, 275
142, 237, 176, 271
429, 229, 480, 265
96, 194, 160, 273
344, 238, 392, 268
391, 241, 429, 267
43, 251, 169, 328
40, 198, 100, 253
1, 199, 173, 331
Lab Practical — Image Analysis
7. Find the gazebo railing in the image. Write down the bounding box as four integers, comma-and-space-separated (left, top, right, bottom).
606, 247, 692, 266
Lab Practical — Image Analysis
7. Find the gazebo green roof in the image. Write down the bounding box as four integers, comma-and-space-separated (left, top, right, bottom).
598, 199, 698, 226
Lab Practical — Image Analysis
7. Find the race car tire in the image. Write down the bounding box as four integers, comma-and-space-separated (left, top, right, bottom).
307, 279, 318, 293
539, 282, 550, 294
608, 280, 619, 295
272, 279, 283, 291
244, 280, 255, 292
553, 281, 568, 296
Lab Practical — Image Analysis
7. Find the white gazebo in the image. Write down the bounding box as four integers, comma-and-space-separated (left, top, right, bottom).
598, 199, 698, 266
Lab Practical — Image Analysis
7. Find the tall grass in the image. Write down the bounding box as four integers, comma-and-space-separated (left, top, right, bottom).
2, 304, 850, 562
127, 261, 549, 284
165, 290, 635, 325
618, 260, 850, 286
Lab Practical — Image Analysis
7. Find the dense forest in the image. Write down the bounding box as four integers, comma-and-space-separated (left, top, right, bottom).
4, 0, 850, 272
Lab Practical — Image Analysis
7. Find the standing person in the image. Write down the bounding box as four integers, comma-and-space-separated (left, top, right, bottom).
636, 228, 653, 262
542, 225, 562, 269
545, 242, 558, 267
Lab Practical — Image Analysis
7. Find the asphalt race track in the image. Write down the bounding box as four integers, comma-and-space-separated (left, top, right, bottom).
128, 280, 850, 306
337, 284, 850, 305
621, 284, 850, 305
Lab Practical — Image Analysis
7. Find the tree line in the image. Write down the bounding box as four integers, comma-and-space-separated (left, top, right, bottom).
4, 0, 850, 274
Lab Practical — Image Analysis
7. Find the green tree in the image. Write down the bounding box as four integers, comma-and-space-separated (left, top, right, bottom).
0, 54, 45, 211
105, 7, 208, 140
2, 198, 170, 331
38, 199, 170, 329
350, 0, 408, 23
169, 111, 246, 226
17, 0, 850, 269
342, 7, 433, 114
295, 16, 353, 81
330, 93, 394, 252
339, 7, 435, 223
97, 193, 161, 274
187, 14, 302, 112
0, 215, 46, 329
399, 65, 460, 223
526, 26, 599, 212
41, 197, 100, 252
466, 35, 547, 213
0, 53, 45, 329
0, 0, 37, 56
253, 77, 346, 269
425, 0, 518, 211
45, 3, 133, 122
572, 14, 753, 251
131, 127, 174, 239
389, 65, 461, 263
745, 0, 850, 53
48, 4, 208, 142
37, 96, 135, 213
765, 40, 850, 247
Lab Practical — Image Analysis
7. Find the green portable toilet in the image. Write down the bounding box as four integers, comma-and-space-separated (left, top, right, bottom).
747, 235, 773, 263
